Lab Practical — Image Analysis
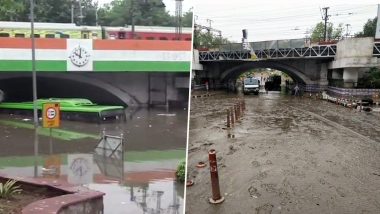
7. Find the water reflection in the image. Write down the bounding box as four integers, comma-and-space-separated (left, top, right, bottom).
0, 107, 187, 214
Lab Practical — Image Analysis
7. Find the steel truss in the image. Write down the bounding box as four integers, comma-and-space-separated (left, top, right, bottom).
199, 45, 338, 61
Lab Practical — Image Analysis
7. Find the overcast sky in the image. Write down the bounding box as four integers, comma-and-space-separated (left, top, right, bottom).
194, 0, 379, 42
97, 0, 193, 15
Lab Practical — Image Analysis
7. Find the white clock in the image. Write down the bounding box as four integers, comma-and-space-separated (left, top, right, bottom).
69, 46, 91, 67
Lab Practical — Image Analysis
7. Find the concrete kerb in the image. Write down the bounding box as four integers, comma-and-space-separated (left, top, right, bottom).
0, 173, 105, 214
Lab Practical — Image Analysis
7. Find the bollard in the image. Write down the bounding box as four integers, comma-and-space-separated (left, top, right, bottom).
226, 109, 230, 128
230, 107, 235, 125
239, 101, 243, 116
234, 105, 239, 121
208, 149, 225, 204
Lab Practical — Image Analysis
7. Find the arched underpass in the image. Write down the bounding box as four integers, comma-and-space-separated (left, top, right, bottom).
220, 61, 313, 85
0, 73, 137, 106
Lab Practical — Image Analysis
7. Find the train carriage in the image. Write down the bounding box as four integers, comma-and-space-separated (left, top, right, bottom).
0, 21, 192, 41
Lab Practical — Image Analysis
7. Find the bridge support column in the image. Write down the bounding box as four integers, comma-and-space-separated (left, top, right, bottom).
318, 63, 329, 87
343, 68, 358, 88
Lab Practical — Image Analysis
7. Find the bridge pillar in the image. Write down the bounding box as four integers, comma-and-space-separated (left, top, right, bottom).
318, 63, 329, 87
343, 68, 358, 88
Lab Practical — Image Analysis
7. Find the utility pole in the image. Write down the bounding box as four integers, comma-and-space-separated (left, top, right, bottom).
30, 0, 39, 178
175, 0, 184, 40
322, 7, 330, 41
130, 0, 135, 39
345, 24, 351, 38
206, 19, 213, 29
78, 0, 84, 25
71, 0, 74, 23
95, 0, 99, 26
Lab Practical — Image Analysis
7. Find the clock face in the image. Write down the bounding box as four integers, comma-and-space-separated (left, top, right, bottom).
69, 46, 90, 67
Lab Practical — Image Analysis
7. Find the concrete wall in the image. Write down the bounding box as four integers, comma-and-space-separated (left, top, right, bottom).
192, 50, 204, 71
59, 197, 104, 214
331, 37, 380, 68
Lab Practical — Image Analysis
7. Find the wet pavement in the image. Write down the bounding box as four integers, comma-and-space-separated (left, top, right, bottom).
0, 107, 187, 214
186, 91, 380, 214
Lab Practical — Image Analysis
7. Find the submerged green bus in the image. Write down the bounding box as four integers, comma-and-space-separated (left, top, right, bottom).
0, 98, 125, 122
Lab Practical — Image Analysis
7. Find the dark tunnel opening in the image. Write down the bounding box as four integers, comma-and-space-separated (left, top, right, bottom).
0, 77, 125, 105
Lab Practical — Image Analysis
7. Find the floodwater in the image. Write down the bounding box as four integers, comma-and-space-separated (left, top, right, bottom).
0, 107, 187, 214
186, 91, 380, 214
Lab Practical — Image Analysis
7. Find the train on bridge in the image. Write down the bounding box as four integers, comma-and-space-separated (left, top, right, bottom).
0, 21, 192, 41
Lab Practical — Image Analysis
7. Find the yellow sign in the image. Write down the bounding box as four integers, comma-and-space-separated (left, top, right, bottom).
42, 102, 60, 128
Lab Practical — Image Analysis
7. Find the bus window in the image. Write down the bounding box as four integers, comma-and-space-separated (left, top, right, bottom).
45, 34, 55, 38
60, 34, 70, 38
92, 32, 98, 39
185, 38, 192, 41
159, 37, 168, 40
15, 33, 25, 38
33, 34, 40, 38
81, 31, 89, 39
0, 33, 10, 37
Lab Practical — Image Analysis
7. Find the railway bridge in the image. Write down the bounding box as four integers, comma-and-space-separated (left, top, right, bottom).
193, 37, 380, 92
0, 38, 191, 107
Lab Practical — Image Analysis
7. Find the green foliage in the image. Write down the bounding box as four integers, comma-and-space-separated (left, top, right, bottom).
355, 17, 377, 38
193, 28, 230, 49
0, 0, 25, 21
176, 160, 186, 182
311, 22, 343, 42
0, 180, 22, 199
0, 0, 192, 27
358, 67, 380, 88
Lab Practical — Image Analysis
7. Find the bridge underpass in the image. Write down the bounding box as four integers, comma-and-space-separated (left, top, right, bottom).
0, 72, 190, 106
0, 38, 192, 107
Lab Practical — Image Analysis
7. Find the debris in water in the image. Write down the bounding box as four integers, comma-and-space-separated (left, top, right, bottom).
157, 113, 176, 117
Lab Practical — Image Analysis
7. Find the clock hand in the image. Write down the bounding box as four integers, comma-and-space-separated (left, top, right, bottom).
79, 48, 82, 59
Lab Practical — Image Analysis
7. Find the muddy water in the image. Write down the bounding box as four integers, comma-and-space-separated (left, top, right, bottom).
186, 92, 380, 214
0, 107, 187, 214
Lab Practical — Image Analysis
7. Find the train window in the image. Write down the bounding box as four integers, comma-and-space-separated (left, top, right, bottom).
118, 32, 126, 39
45, 34, 55, 38
60, 34, 70, 38
146, 37, 155, 40
0, 33, 9, 37
185, 38, 192, 41
33, 34, 40, 38
15, 33, 25, 38
159, 37, 168, 40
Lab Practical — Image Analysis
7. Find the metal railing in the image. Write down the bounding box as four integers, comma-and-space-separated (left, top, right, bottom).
199, 39, 380, 62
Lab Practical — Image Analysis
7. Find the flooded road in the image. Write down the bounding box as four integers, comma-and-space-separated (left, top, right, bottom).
0, 107, 187, 214
186, 92, 380, 214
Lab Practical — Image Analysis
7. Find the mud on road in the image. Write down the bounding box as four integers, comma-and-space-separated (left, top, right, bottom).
186, 92, 380, 214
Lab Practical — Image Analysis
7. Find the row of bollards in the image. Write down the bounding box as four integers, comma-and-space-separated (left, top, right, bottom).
189, 100, 247, 205
226, 99, 246, 128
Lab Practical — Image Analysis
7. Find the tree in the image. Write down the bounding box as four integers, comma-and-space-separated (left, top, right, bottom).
310, 22, 343, 42
193, 28, 229, 49
0, 0, 98, 25
181, 11, 193, 28
355, 17, 377, 37
0, 0, 25, 21
97, 0, 173, 26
